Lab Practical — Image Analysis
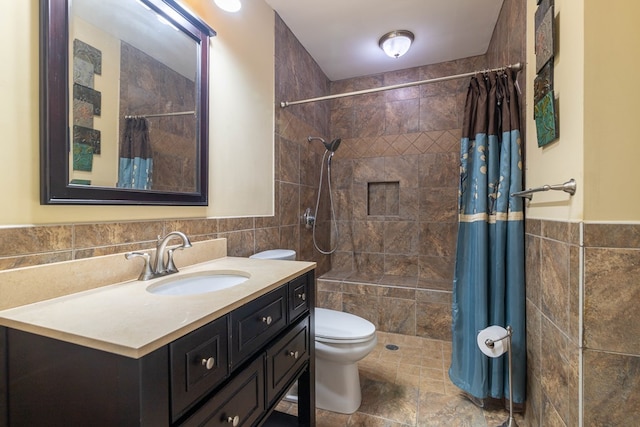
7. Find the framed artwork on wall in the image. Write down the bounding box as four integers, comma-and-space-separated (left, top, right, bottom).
534, 0, 559, 147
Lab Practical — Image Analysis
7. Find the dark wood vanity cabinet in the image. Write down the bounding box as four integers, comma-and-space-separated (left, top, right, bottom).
1, 270, 315, 427
230, 285, 288, 369
171, 315, 230, 421
181, 356, 265, 427
265, 317, 310, 406
288, 274, 310, 322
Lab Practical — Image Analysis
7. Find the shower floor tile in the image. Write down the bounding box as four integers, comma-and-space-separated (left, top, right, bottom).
275, 331, 525, 426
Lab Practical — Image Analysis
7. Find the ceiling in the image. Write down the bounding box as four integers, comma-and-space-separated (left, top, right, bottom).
74, 0, 197, 78
264, 0, 505, 81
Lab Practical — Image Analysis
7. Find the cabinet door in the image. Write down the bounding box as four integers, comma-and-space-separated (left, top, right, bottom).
180, 356, 265, 427
171, 316, 229, 420
265, 317, 309, 405
288, 273, 310, 322
230, 286, 287, 368
7, 328, 169, 427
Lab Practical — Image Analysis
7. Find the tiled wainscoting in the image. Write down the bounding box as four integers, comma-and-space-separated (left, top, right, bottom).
0, 217, 329, 274
317, 271, 452, 342
525, 219, 640, 426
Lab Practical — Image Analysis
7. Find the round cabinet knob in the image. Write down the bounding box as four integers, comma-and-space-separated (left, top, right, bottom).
297, 293, 306, 301
262, 315, 273, 325
227, 415, 240, 426
288, 350, 299, 359
201, 357, 215, 370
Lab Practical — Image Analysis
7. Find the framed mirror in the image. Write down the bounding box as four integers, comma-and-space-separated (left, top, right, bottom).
40, 0, 215, 205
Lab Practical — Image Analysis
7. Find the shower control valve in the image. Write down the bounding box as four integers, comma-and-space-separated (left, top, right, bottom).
302, 208, 315, 229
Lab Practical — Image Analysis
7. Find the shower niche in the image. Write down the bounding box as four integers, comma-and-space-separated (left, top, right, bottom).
367, 181, 400, 216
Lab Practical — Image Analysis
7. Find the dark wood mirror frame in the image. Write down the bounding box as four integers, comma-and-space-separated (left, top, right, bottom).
40, 0, 215, 205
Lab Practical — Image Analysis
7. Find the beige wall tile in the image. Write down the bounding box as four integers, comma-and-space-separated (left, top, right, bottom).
584, 247, 640, 354
540, 238, 569, 331
0, 226, 73, 257
583, 350, 640, 424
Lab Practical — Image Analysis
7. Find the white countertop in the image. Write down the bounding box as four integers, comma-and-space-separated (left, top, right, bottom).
0, 257, 315, 359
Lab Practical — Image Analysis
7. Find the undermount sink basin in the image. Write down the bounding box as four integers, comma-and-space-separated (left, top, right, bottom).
146, 270, 250, 296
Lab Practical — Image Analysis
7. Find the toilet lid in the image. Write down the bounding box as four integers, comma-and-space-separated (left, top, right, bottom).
249, 249, 296, 260
315, 308, 376, 341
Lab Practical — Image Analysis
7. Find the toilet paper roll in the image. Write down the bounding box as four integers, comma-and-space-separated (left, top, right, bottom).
477, 325, 509, 358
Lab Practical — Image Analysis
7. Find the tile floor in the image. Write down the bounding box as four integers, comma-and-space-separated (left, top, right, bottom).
276, 331, 524, 426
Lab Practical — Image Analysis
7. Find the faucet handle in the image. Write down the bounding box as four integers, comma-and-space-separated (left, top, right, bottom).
165, 246, 187, 274
125, 252, 155, 281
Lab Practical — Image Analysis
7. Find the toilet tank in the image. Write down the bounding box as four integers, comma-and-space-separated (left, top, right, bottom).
249, 249, 296, 261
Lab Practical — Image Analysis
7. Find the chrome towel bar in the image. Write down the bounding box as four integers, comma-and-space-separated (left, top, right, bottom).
511, 179, 576, 201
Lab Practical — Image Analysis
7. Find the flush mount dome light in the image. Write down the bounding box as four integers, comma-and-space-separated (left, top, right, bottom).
214, 0, 241, 13
379, 30, 414, 59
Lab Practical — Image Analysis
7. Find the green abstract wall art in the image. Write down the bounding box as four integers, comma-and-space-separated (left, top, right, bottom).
534, 91, 559, 147
73, 142, 94, 172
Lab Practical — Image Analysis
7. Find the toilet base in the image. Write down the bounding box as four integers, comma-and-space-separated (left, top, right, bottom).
283, 382, 298, 403
282, 360, 362, 414
315, 358, 362, 414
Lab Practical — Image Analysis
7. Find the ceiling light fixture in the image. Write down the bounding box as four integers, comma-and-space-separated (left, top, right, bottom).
214, 0, 242, 13
378, 30, 414, 59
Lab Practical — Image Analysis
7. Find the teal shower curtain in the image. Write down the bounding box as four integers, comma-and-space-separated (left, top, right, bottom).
117, 117, 153, 190
449, 69, 526, 404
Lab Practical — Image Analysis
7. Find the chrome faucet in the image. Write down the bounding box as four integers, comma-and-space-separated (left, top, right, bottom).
153, 231, 193, 275
125, 231, 192, 280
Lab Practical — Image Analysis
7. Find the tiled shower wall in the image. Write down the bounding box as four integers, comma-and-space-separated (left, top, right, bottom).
119, 42, 198, 193
0, 15, 333, 277
315, 56, 482, 342
524, 220, 640, 426
316, 0, 526, 342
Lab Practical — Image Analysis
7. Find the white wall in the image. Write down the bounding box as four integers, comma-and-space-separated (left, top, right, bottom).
69, 18, 121, 187
524, 0, 584, 221
525, 0, 640, 222
583, 1, 640, 221
180, 0, 275, 218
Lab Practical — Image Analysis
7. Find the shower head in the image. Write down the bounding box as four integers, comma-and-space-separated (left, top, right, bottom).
327, 138, 341, 153
307, 136, 342, 153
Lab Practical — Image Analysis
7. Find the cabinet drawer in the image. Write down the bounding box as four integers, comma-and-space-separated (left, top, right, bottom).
230, 286, 287, 367
171, 316, 229, 420
181, 356, 265, 427
265, 317, 310, 405
288, 274, 310, 322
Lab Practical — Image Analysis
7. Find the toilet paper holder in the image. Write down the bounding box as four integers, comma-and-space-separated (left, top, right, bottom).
483, 325, 512, 349
480, 325, 517, 427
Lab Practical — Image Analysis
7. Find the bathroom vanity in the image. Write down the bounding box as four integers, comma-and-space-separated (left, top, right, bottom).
0, 257, 315, 427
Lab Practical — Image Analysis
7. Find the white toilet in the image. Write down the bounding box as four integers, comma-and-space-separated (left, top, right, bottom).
314, 307, 377, 414
250, 249, 378, 414
249, 249, 296, 261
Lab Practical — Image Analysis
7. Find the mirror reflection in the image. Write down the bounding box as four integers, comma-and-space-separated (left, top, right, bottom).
40, 0, 214, 205
69, 0, 199, 192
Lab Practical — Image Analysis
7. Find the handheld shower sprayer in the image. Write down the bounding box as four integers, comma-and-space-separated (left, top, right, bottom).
305, 135, 342, 255
307, 136, 342, 153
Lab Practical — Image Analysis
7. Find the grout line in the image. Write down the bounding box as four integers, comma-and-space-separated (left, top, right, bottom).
578, 221, 584, 427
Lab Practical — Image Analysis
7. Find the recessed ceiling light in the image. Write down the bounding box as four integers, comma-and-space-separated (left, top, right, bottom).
214, 0, 242, 13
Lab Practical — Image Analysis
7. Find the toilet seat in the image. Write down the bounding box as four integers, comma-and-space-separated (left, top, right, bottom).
315, 308, 376, 344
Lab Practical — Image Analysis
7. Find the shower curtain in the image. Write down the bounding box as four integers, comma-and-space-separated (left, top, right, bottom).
449, 69, 526, 405
117, 117, 153, 190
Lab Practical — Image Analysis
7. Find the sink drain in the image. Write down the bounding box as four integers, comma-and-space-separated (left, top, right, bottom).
385, 344, 399, 351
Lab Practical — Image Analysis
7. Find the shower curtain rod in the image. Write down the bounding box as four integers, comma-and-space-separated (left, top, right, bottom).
124, 110, 196, 119
280, 62, 522, 108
